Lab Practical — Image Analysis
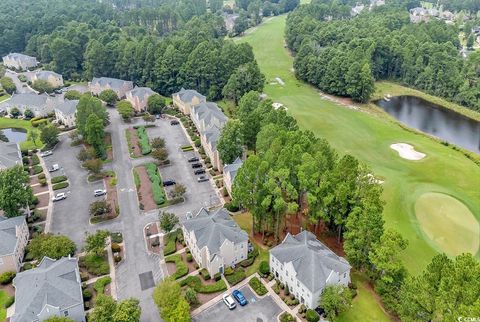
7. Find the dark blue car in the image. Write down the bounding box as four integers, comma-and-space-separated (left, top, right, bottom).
232, 290, 248, 306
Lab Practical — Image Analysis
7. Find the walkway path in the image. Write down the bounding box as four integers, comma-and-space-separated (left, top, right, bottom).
37, 154, 54, 233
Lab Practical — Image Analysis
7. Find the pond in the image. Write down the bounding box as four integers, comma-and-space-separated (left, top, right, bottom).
376, 96, 480, 155
0, 127, 27, 143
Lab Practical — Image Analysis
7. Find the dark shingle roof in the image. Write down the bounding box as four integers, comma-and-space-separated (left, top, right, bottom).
271, 231, 351, 293
0, 216, 26, 256
12, 257, 83, 322
183, 208, 248, 258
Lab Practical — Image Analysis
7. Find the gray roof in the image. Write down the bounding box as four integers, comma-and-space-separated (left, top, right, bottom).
0, 216, 26, 256
35, 70, 62, 81
55, 99, 78, 116
193, 102, 227, 129
204, 126, 222, 149
183, 208, 248, 258
270, 231, 351, 293
0, 93, 56, 115
91, 77, 133, 90
128, 87, 155, 99
224, 157, 243, 181
3, 53, 37, 61
0, 141, 22, 169
12, 257, 83, 322
174, 88, 206, 104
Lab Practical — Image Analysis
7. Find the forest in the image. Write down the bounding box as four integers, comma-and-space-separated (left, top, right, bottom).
286, 1, 480, 110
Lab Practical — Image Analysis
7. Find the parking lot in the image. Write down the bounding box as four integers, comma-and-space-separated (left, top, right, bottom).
46, 134, 105, 246
192, 286, 282, 322
146, 117, 221, 216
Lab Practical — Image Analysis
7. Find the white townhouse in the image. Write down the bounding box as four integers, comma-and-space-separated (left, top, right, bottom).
270, 231, 351, 309
182, 208, 249, 276
223, 157, 243, 196
55, 99, 78, 128
2, 53, 39, 70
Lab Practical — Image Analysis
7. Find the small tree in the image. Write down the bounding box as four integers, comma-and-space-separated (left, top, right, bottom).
0, 76, 16, 94
64, 90, 81, 100
259, 261, 270, 276
159, 212, 179, 233
89, 200, 111, 217
319, 285, 352, 321
84, 230, 109, 255
151, 137, 165, 149
184, 287, 198, 305
147, 94, 166, 115
152, 148, 168, 162
153, 279, 190, 322
40, 125, 60, 149
83, 158, 103, 174
32, 79, 54, 93
10, 107, 21, 118
27, 130, 38, 147
171, 184, 186, 199
305, 309, 320, 322
27, 234, 76, 260
117, 100, 134, 121
24, 109, 34, 119
143, 113, 155, 125
77, 147, 96, 162
99, 89, 118, 106
0, 165, 34, 217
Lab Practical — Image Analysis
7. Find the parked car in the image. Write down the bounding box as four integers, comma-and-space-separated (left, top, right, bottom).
163, 179, 176, 186
191, 163, 202, 168
49, 164, 59, 172
170, 120, 179, 125
94, 189, 107, 197
223, 294, 236, 310
232, 290, 248, 306
40, 150, 53, 157
194, 169, 206, 175
188, 157, 199, 163
197, 175, 209, 182
155, 114, 161, 119
52, 192, 67, 202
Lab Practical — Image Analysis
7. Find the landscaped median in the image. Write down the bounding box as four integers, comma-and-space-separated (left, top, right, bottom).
179, 275, 227, 294
165, 254, 189, 280
51, 175, 69, 190
125, 125, 153, 158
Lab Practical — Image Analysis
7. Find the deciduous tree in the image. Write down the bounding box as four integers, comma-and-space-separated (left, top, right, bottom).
159, 212, 179, 233
0, 165, 34, 217
117, 100, 134, 121
217, 119, 243, 164
147, 94, 166, 115
99, 89, 118, 106
40, 125, 59, 149
27, 233, 76, 260
319, 285, 352, 321
84, 230, 109, 255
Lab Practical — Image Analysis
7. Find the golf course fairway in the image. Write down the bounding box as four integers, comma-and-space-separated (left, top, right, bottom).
237, 15, 480, 275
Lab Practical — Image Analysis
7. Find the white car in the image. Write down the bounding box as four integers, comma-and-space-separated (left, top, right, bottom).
94, 189, 107, 197
222, 294, 236, 310
49, 164, 59, 172
40, 150, 53, 157
52, 192, 67, 202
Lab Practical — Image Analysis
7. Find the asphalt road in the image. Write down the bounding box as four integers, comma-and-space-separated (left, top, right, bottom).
192, 285, 282, 322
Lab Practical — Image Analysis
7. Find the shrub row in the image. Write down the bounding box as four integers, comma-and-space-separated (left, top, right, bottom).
32, 165, 43, 175
0, 271, 15, 284
51, 175, 67, 184
4, 295, 14, 309
179, 275, 227, 294
163, 231, 178, 256
52, 182, 69, 190
94, 276, 112, 295
225, 268, 246, 286
145, 163, 165, 205
136, 126, 151, 155
199, 268, 210, 281
31, 154, 40, 165
79, 253, 109, 276
31, 119, 48, 127
249, 277, 267, 296
165, 254, 188, 280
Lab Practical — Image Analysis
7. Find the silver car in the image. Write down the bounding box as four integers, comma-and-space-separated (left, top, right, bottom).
94, 189, 107, 197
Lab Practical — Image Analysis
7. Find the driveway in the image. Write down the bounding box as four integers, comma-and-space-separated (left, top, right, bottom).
47, 135, 106, 246
5, 70, 33, 94
145, 118, 221, 218
192, 286, 282, 322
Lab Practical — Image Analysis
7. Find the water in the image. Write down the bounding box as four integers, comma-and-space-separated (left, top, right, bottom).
376, 96, 480, 155
0, 127, 27, 143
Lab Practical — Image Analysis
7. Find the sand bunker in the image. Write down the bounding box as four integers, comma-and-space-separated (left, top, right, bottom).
272, 102, 287, 111
390, 143, 426, 160
275, 77, 285, 86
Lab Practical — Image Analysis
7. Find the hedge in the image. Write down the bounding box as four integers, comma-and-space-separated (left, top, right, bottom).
279, 312, 296, 322
179, 276, 227, 294
145, 163, 165, 205
163, 233, 177, 256
305, 309, 320, 322
79, 253, 109, 276
225, 269, 246, 286
94, 276, 112, 295
31, 154, 40, 165
249, 277, 267, 296
53, 182, 69, 190
32, 165, 43, 175
38, 173, 46, 180
51, 175, 67, 184
136, 126, 151, 155
0, 271, 15, 284
31, 119, 48, 127
4, 295, 14, 309
199, 268, 210, 281
165, 254, 188, 279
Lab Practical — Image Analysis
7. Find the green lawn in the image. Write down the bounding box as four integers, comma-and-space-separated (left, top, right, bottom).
0, 290, 9, 321
0, 117, 43, 150
236, 15, 480, 276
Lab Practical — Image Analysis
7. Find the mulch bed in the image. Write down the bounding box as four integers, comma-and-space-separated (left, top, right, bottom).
104, 133, 113, 161
128, 128, 142, 157
166, 262, 177, 275
32, 184, 48, 194
30, 175, 40, 185
136, 166, 157, 211
36, 193, 50, 208
196, 278, 224, 304
105, 178, 118, 217
182, 252, 198, 272
0, 283, 14, 296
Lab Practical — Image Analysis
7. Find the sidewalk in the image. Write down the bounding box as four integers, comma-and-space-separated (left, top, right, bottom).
37, 153, 54, 233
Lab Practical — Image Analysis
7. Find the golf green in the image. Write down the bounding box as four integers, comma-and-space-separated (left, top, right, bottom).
415, 192, 479, 257
237, 15, 480, 274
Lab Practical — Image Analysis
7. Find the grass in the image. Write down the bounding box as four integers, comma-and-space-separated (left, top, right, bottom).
233, 212, 269, 276
0, 93, 10, 102
0, 117, 43, 150
237, 15, 480, 275
415, 192, 479, 257
0, 290, 8, 321
337, 273, 392, 322
165, 254, 189, 279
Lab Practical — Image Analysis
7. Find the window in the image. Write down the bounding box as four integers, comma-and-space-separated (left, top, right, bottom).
64, 311, 69, 317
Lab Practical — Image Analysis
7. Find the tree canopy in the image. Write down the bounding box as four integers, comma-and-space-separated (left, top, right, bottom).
27, 233, 76, 261
0, 165, 34, 217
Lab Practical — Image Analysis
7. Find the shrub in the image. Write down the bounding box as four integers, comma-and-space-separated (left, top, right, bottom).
111, 243, 121, 253
51, 175, 67, 184
186, 253, 193, 262
194, 138, 201, 147
31, 154, 40, 165
193, 263, 199, 269
163, 232, 177, 256
199, 268, 210, 281
306, 309, 320, 322
184, 287, 198, 305
110, 232, 123, 243
114, 255, 122, 263
279, 312, 296, 322
224, 266, 234, 276
31, 119, 48, 127
83, 289, 93, 300
179, 276, 227, 294
32, 165, 43, 174
4, 295, 14, 308
224, 202, 240, 212
225, 269, 246, 286
39, 178, 47, 186
214, 272, 221, 281
145, 163, 165, 205
94, 276, 112, 295
136, 126, 151, 155
259, 261, 270, 276
249, 277, 267, 296
165, 254, 188, 279
80, 253, 109, 276
52, 182, 69, 190
80, 272, 89, 282
0, 271, 16, 284
38, 173, 46, 180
